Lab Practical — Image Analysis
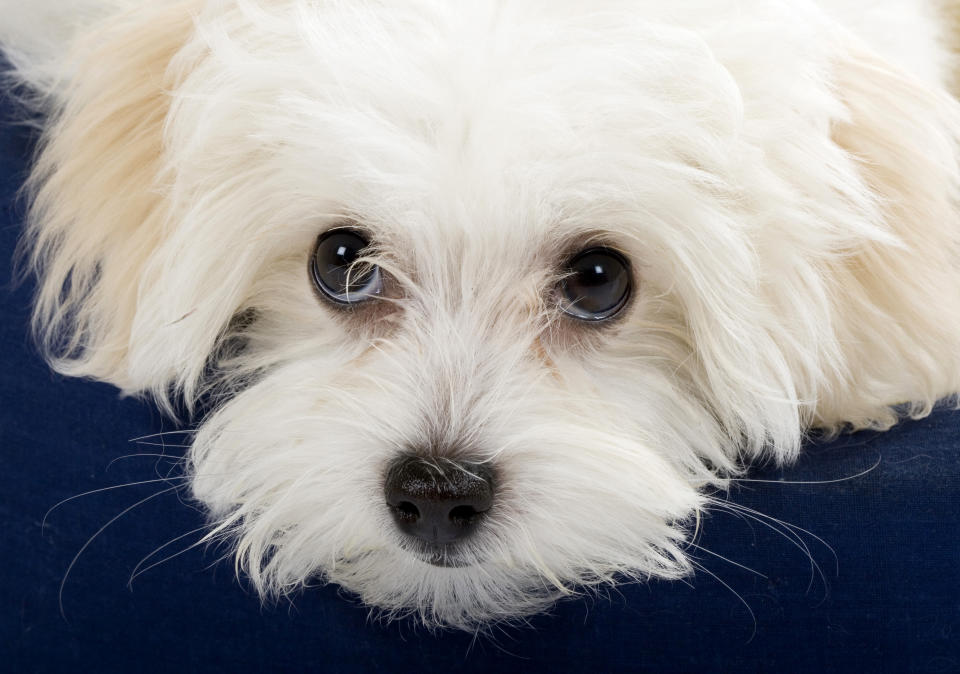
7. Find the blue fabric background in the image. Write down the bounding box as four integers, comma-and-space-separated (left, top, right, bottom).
1, 81, 958, 673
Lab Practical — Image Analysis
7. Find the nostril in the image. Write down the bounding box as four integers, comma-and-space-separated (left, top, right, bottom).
448, 504, 482, 526
395, 501, 420, 522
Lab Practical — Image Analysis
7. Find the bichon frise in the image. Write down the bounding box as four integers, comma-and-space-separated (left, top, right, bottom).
3, 0, 960, 628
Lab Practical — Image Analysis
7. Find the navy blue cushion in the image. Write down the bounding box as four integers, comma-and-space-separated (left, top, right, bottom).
2, 83, 959, 673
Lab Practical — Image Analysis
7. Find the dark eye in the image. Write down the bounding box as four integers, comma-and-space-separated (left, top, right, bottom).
559, 247, 632, 321
310, 229, 383, 305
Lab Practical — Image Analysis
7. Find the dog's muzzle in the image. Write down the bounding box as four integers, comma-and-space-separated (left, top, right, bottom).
384, 455, 494, 565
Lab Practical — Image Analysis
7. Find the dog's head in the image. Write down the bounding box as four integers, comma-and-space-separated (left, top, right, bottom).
13, 0, 960, 627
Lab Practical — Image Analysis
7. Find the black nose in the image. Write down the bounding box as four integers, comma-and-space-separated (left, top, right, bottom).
384, 456, 494, 545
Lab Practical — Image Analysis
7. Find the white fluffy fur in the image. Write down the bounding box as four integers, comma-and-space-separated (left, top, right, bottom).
4, 0, 960, 628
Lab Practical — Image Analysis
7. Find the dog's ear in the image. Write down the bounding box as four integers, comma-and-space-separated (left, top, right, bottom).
684, 39, 960, 462
816, 40, 960, 428
16, 2, 201, 407
830, 42, 960, 259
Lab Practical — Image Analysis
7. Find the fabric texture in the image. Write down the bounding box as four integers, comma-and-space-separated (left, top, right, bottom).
1, 84, 958, 674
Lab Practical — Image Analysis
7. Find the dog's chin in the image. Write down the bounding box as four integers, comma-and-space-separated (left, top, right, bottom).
422, 555, 471, 569
406, 543, 478, 568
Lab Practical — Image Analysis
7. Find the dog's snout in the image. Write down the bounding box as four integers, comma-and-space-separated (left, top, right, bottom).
384, 455, 494, 546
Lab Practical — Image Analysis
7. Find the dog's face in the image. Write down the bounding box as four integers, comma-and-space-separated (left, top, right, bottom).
172, 3, 764, 627
17, 0, 960, 627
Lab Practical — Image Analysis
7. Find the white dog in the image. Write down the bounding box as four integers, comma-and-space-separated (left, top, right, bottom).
3, 0, 960, 628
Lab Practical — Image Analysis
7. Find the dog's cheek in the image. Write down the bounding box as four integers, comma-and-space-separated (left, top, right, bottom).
187, 361, 413, 595
481, 348, 718, 553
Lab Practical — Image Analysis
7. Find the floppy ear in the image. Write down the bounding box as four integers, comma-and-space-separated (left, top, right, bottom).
14, 2, 199, 404
818, 39, 960, 428
681, 36, 960, 461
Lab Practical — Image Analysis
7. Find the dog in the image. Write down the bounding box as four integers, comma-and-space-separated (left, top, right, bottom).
3, 0, 960, 629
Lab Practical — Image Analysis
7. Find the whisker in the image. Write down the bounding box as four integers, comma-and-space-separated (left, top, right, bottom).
705, 498, 833, 595
43, 477, 188, 529
106, 453, 185, 470
712, 499, 838, 572
131, 441, 193, 449
703, 495, 759, 542
708, 502, 819, 584
128, 430, 195, 443
128, 525, 211, 586
731, 455, 882, 485
686, 541, 768, 579
691, 560, 757, 642
59, 485, 183, 620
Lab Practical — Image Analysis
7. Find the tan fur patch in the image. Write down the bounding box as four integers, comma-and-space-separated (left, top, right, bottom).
936, 0, 960, 94
821, 44, 960, 428
26, 1, 200, 388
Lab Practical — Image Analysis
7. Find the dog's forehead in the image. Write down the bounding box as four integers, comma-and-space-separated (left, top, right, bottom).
179, 1, 741, 243
293, 8, 736, 182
